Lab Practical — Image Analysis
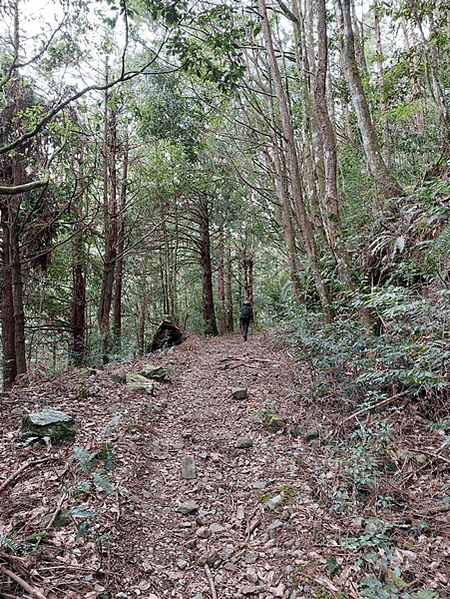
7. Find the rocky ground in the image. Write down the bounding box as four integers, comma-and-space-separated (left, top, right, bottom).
0, 330, 449, 599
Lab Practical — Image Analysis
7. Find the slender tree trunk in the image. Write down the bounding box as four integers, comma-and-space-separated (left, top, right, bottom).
265, 104, 303, 303
98, 77, 118, 363
257, 0, 332, 320
10, 162, 26, 375
217, 230, 226, 335
113, 133, 128, 349
313, 0, 371, 327
335, 0, 404, 198
71, 242, 86, 367
225, 241, 234, 333
401, 19, 424, 134
199, 199, 218, 336
217, 255, 226, 335
374, 4, 390, 164
0, 204, 16, 389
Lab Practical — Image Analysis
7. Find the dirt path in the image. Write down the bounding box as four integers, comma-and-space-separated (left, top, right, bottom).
1, 331, 343, 599
2, 331, 448, 598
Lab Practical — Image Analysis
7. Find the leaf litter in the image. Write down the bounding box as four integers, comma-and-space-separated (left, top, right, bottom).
0, 330, 449, 598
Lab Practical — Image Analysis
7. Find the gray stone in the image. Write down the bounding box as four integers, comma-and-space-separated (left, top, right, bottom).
231, 388, 247, 400
127, 382, 154, 395
43, 508, 72, 528
110, 369, 127, 383
235, 437, 253, 449
244, 552, 259, 564
22, 410, 75, 444
182, 455, 196, 479
265, 494, 283, 510
126, 373, 151, 384
210, 523, 226, 533
176, 500, 199, 514
252, 481, 270, 489
198, 550, 219, 566
196, 526, 211, 538
241, 585, 261, 595
305, 429, 320, 443
177, 559, 189, 570
141, 365, 170, 381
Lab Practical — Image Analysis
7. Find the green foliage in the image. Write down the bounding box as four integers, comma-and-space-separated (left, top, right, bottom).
0, 535, 21, 554
71, 447, 98, 474
100, 443, 115, 471
288, 286, 450, 404
92, 470, 115, 495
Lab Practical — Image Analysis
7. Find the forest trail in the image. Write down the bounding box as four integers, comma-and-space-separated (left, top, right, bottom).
3, 331, 448, 599
1, 329, 349, 599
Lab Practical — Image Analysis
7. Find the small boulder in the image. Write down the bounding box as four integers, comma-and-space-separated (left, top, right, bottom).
267, 415, 286, 434
176, 500, 199, 514
22, 410, 76, 444
181, 455, 196, 479
232, 388, 247, 400
141, 365, 170, 381
235, 437, 253, 449
127, 382, 154, 395
43, 508, 72, 528
110, 369, 127, 383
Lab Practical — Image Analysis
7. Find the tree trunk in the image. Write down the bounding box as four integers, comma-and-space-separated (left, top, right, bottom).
374, 4, 390, 164
71, 245, 86, 367
199, 199, 218, 336
10, 159, 26, 374
335, 0, 404, 198
401, 19, 424, 134
313, 0, 372, 327
217, 250, 226, 335
98, 77, 118, 363
0, 204, 17, 389
225, 241, 234, 333
113, 132, 129, 349
257, 0, 332, 321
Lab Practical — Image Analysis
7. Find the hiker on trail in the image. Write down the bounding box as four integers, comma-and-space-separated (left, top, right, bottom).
239, 300, 254, 341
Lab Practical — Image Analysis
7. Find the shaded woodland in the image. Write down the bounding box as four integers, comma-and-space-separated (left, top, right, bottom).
1, 0, 450, 596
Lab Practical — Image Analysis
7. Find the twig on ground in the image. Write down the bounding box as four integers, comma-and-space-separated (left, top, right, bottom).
335, 390, 410, 429
204, 563, 217, 599
0, 458, 49, 493
0, 565, 48, 599
45, 491, 68, 529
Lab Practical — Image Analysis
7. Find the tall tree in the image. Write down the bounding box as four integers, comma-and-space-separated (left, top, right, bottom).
334, 0, 404, 198
257, 0, 332, 320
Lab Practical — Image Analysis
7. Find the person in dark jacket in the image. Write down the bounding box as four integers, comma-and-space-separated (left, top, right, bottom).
239, 300, 254, 341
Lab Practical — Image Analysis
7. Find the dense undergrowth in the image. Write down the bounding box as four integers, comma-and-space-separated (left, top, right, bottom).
283, 279, 450, 598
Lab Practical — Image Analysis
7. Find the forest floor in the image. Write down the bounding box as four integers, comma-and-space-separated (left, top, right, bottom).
0, 329, 450, 599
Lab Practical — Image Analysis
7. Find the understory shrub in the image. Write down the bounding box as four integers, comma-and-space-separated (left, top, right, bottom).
287, 286, 450, 408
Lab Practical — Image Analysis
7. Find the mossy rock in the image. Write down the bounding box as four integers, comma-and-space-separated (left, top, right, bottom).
127, 382, 154, 395
232, 388, 247, 400
126, 373, 150, 384
111, 369, 127, 383
22, 410, 76, 444
140, 365, 170, 381
43, 508, 72, 528
267, 414, 286, 434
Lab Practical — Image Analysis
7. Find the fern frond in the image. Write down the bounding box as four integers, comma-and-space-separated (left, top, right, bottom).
93, 470, 114, 495
100, 442, 115, 471
0, 535, 21, 554
67, 480, 92, 497
71, 446, 97, 474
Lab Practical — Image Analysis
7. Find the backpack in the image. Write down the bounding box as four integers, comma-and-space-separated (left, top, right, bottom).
240, 303, 252, 319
